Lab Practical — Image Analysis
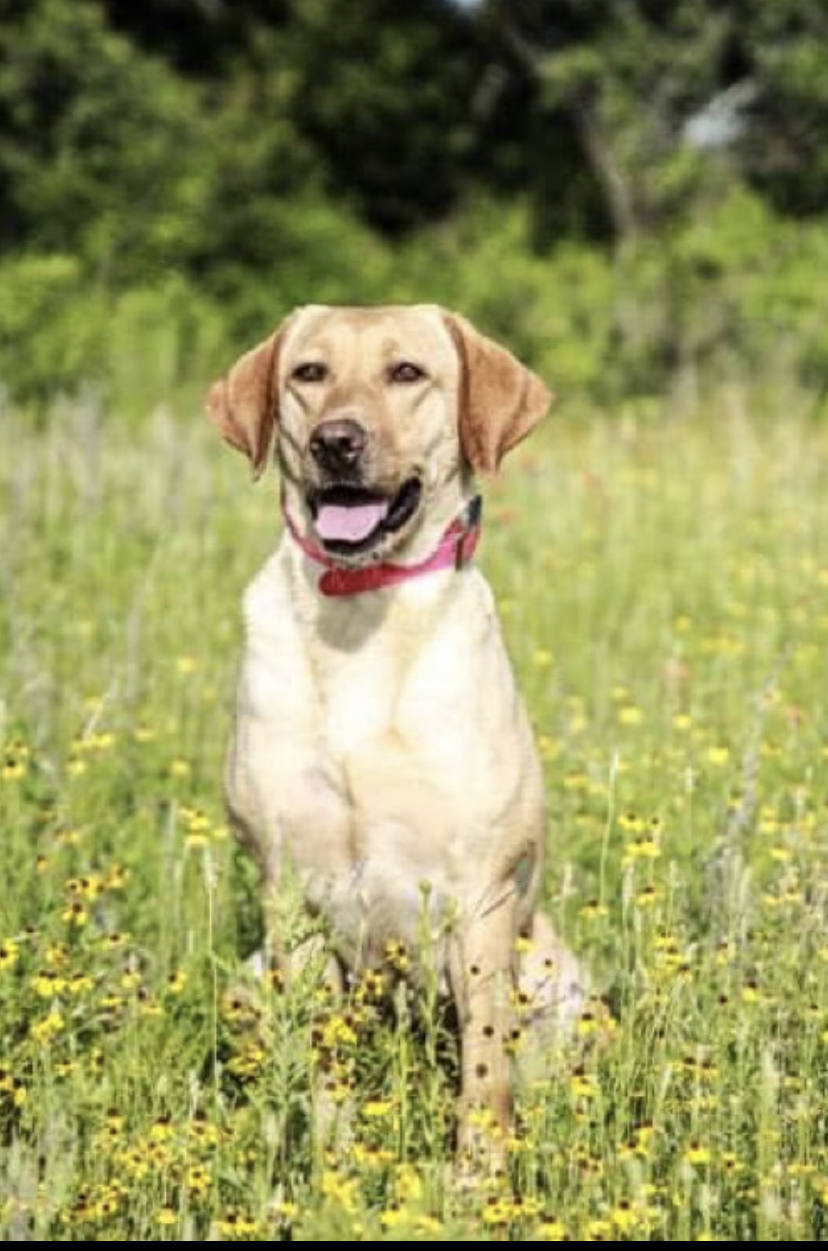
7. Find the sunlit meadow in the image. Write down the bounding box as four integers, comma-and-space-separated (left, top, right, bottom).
3, 383, 828, 1239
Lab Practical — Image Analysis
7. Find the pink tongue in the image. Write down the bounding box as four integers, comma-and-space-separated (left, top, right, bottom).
315, 499, 388, 543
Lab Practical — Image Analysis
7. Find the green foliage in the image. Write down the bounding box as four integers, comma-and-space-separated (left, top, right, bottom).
0, 0, 208, 274
201, 195, 397, 348
5, 187, 828, 415
0, 255, 106, 402
0, 256, 227, 417
1, 0, 828, 410
669, 189, 828, 387
729, 0, 828, 213
482, 0, 828, 233
272, 0, 482, 234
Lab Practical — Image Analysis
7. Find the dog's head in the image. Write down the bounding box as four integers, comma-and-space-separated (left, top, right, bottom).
206, 305, 551, 565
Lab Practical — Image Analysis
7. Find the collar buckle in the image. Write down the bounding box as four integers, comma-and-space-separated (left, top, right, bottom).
454, 494, 482, 570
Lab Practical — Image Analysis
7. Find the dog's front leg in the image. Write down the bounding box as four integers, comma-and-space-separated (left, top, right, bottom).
451, 887, 518, 1169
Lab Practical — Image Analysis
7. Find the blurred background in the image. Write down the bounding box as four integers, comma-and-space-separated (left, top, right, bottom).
1, 0, 827, 420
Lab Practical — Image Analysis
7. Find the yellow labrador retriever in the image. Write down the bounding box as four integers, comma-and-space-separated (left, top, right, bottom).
206, 304, 585, 1161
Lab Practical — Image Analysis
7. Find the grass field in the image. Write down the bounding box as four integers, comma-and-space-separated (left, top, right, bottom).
3, 384, 828, 1239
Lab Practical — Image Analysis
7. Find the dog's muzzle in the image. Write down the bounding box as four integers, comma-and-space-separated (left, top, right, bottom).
307, 419, 422, 555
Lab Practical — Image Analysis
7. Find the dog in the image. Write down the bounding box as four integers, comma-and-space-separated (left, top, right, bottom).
206, 304, 586, 1163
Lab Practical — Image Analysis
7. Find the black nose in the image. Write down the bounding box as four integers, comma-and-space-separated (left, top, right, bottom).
309, 418, 367, 473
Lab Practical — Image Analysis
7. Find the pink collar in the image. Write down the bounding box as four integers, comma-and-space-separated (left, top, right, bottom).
283, 496, 482, 597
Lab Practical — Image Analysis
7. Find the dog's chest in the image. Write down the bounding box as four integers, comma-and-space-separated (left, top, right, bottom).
235, 557, 540, 960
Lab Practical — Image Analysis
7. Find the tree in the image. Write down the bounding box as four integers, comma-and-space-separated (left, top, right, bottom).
478, 0, 736, 247
724, 0, 828, 215
92, 0, 266, 77
89, 0, 534, 237
477, 0, 828, 248
0, 0, 208, 270
263, 0, 486, 234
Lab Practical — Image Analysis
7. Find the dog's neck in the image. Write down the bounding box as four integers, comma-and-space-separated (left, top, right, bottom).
282, 495, 482, 598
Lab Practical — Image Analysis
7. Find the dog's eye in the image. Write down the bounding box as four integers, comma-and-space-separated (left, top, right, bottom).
292, 361, 327, 384
388, 361, 426, 384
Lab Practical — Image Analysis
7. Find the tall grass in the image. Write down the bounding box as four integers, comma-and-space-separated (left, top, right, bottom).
3, 383, 828, 1238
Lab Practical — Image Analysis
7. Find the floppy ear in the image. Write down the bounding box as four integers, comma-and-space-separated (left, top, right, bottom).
204, 318, 290, 479
442, 311, 553, 475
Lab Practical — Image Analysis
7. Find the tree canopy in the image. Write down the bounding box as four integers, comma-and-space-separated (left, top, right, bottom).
2, 0, 827, 409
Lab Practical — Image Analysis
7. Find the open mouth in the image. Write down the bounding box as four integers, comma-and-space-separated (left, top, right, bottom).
309, 478, 423, 555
